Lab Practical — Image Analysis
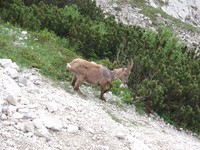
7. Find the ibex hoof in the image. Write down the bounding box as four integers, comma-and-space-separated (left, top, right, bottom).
100, 97, 106, 101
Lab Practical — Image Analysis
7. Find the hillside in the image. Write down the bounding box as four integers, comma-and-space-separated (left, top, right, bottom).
0, 1, 200, 149
1, 59, 200, 150
96, 0, 200, 52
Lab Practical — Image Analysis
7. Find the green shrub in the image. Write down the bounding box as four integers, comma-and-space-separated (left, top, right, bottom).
112, 80, 133, 104
126, 28, 200, 134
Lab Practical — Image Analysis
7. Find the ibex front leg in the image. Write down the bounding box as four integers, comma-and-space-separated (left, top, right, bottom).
99, 83, 106, 101
74, 77, 84, 91
71, 74, 77, 87
103, 82, 112, 94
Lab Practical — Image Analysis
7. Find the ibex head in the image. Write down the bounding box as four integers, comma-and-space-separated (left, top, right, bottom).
114, 50, 134, 84
117, 59, 133, 84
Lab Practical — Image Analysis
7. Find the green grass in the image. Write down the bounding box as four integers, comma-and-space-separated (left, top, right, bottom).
0, 21, 78, 81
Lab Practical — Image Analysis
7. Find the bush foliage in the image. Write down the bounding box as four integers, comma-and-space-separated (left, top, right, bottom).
0, 0, 199, 134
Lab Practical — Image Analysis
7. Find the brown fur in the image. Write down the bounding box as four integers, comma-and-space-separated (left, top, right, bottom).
66, 58, 133, 101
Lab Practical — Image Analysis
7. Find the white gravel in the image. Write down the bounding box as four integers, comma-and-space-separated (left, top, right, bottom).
0, 59, 199, 150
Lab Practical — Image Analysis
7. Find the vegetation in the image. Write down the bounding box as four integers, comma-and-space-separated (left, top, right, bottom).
0, 0, 199, 135
0, 22, 77, 80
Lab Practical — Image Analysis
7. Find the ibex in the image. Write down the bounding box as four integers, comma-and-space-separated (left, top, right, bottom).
66, 58, 133, 101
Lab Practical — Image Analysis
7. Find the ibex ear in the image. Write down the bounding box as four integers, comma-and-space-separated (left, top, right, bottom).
67, 63, 71, 70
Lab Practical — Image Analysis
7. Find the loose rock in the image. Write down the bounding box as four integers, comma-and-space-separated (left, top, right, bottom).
67, 124, 79, 133
5, 95, 17, 106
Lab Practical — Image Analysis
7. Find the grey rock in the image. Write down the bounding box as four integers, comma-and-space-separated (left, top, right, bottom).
5, 68, 19, 79
2, 105, 15, 117
67, 124, 79, 133
7, 105, 17, 114
46, 102, 59, 113
17, 77, 28, 86
1, 114, 7, 120
33, 118, 45, 129
87, 127, 95, 134
34, 80, 41, 85
115, 133, 126, 140
23, 112, 36, 120
11, 62, 20, 71
18, 108, 36, 120
16, 122, 25, 131
12, 112, 24, 119
5, 95, 17, 106
24, 121, 35, 133
1, 74, 22, 97
42, 115, 63, 131
35, 128, 51, 141
0, 59, 13, 68
2, 120, 13, 126
33, 118, 52, 140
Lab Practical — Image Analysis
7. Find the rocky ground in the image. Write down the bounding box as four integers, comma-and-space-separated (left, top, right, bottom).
95, 0, 200, 54
0, 59, 200, 150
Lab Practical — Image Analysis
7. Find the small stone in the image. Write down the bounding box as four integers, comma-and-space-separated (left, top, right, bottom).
12, 112, 24, 119
32, 118, 51, 140
2, 106, 12, 116
2, 74, 22, 97
35, 128, 51, 141
34, 80, 41, 85
1, 114, 7, 120
11, 62, 20, 71
18, 108, 30, 113
2, 121, 13, 126
46, 102, 59, 113
115, 133, 126, 140
42, 116, 63, 131
20, 97, 30, 105
5, 68, 19, 79
23, 112, 36, 120
17, 77, 28, 86
87, 127, 95, 134
26, 132, 34, 138
126, 135, 135, 143
6, 95, 17, 106
67, 124, 79, 133
0, 59, 13, 68
33, 118, 45, 129
17, 123, 25, 131
8, 105, 17, 114
18, 83, 24, 87
24, 122, 35, 133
